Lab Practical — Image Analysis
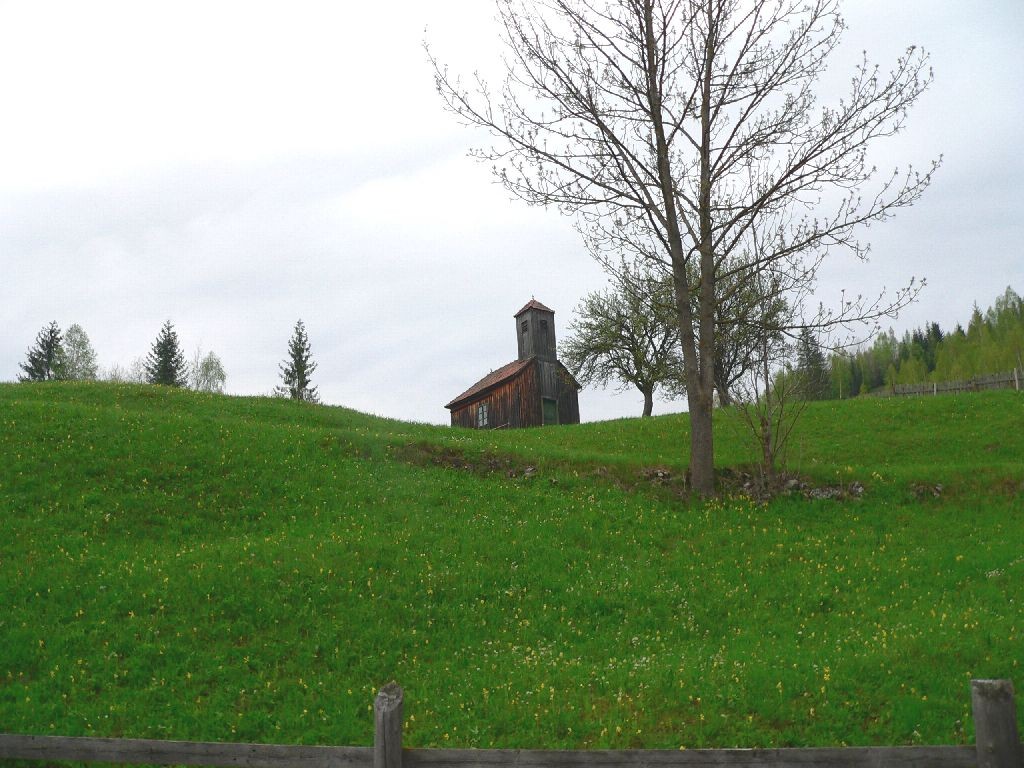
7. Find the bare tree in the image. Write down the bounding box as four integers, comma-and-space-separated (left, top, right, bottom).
102, 363, 130, 383
102, 357, 147, 384
127, 357, 148, 384
706, 257, 787, 406
561, 261, 684, 416
734, 335, 807, 488
430, 0, 936, 494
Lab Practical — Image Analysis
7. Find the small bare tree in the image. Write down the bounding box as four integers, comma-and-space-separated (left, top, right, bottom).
734, 335, 806, 487
128, 357, 148, 384
103, 358, 148, 384
430, 0, 936, 494
707, 257, 788, 406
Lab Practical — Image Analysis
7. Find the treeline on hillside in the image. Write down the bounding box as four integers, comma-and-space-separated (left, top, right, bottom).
16, 319, 322, 403
17, 320, 227, 392
827, 286, 1024, 397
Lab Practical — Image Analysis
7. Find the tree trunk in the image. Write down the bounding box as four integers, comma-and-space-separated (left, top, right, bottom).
717, 385, 732, 407
688, 3, 718, 497
760, 411, 775, 481
759, 347, 776, 480
641, 387, 654, 417
640, 0, 709, 492
689, 391, 714, 491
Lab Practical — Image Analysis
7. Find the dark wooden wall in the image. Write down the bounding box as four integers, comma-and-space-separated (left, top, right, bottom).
449, 364, 540, 429
556, 367, 580, 425
516, 308, 557, 362
449, 361, 580, 429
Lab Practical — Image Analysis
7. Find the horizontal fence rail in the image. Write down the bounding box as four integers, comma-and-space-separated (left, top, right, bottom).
0, 735, 370, 767
1, 680, 1021, 768
876, 369, 1021, 397
406, 746, 979, 768
0, 736, 982, 768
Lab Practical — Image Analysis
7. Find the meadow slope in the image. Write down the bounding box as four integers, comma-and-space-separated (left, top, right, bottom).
1, 382, 1022, 749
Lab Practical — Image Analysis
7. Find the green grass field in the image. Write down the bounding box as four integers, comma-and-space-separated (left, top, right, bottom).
1, 382, 1022, 749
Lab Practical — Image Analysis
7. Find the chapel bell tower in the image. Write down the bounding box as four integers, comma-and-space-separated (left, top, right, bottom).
515, 299, 557, 362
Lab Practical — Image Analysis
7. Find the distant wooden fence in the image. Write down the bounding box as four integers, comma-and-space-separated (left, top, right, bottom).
1, 679, 1022, 768
878, 369, 1021, 397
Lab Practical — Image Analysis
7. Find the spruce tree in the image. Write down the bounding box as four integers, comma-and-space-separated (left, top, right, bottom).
275, 320, 319, 403
144, 321, 188, 387
796, 327, 830, 400
19, 322, 63, 381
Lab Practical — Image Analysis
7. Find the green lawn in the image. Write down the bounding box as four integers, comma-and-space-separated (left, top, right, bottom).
1, 382, 1021, 749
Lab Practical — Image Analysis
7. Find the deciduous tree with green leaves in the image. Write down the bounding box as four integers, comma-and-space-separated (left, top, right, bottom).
562, 263, 683, 417
189, 347, 227, 393
55, 323, 99, 381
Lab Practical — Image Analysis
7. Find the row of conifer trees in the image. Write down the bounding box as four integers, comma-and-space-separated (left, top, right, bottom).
16, 319, 320, 403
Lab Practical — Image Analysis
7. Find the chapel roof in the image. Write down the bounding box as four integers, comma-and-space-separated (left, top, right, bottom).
444, 357, 535, 410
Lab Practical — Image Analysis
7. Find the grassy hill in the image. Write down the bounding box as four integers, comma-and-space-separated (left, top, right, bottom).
1, 382, 1022, 749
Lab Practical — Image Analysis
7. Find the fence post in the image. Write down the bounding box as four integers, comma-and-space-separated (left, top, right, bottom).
1014, 368, 1020, 392
374, 683, 403, 768
971, 679, 1023, 768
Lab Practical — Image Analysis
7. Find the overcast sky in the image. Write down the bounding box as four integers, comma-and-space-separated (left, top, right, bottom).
2, 1, 1022, 424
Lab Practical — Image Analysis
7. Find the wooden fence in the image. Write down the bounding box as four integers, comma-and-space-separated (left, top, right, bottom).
878, 369, 1021, 397
1, 679, 1021, 768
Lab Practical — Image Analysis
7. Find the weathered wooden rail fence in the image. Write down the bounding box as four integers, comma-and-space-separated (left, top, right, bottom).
874, 369, 1022, 397
1, 680, 1021, 768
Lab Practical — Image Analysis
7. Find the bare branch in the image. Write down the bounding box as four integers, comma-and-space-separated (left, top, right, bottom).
428, 0, 937, 493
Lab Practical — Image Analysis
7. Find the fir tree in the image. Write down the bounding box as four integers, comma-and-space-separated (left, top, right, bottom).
144, 321, 188, 387
19, 322, 63, 381
796, 327, 830, 400
276, 320, 319, 403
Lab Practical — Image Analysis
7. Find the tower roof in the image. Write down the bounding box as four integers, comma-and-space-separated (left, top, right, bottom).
514, 298, 554, 317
